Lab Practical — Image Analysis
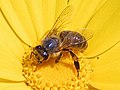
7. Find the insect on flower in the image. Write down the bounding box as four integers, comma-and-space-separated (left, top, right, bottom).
30, 5, 93, 77
1, 5, 119, 77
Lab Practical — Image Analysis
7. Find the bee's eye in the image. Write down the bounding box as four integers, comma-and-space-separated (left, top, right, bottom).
36, 45, 42, 49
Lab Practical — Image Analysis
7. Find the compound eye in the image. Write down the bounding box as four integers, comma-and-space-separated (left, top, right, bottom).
36, 45, 42, 49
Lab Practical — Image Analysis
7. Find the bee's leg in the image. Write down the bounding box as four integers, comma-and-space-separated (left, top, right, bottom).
30, 52, 37, 59
37, 57, 42, 64
55, 52, 62, 63
63, 49, 80, 77
70, 51, 80, 77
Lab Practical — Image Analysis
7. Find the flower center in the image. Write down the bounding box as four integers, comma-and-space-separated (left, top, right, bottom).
22, 48, 92, 90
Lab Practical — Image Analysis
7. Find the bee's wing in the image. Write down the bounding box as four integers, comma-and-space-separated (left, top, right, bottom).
45, 5, 73, 38
79, 28, 94, 41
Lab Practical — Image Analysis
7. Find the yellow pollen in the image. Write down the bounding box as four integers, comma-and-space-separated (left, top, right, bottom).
22, 49, 93, 90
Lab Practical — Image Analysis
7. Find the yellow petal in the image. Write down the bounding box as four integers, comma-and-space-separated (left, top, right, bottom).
22, 0, 47, 41
10, 0, 39, 42
0, 82, 31, 90
85, 0, 120, 56
90, 43, 120, 89
82, 0, 120, 89
55, 0, 68, 20
0, 0, 33, 45
68, 0, 107, 29
40, 0, 56, 38
90, 83, 120, 90
0, 12, 24, 60
0, 6, 25, 80
0, 46, 24, 80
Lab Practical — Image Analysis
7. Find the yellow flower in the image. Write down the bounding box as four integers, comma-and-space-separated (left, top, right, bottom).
0, 0, 120, 90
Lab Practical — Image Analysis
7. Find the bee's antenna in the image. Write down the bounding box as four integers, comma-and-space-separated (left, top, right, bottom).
0, 8, 31, 47
83, 40, 120, 59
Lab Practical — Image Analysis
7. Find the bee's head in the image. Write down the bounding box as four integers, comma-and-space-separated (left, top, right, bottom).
34, 45, 49, 63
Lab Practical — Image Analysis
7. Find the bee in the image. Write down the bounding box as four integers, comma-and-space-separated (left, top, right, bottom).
1, 5, 119, 77
30, 5, 93, 77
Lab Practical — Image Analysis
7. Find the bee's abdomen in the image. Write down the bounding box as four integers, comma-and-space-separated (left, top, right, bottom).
60, 31, 88, 51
